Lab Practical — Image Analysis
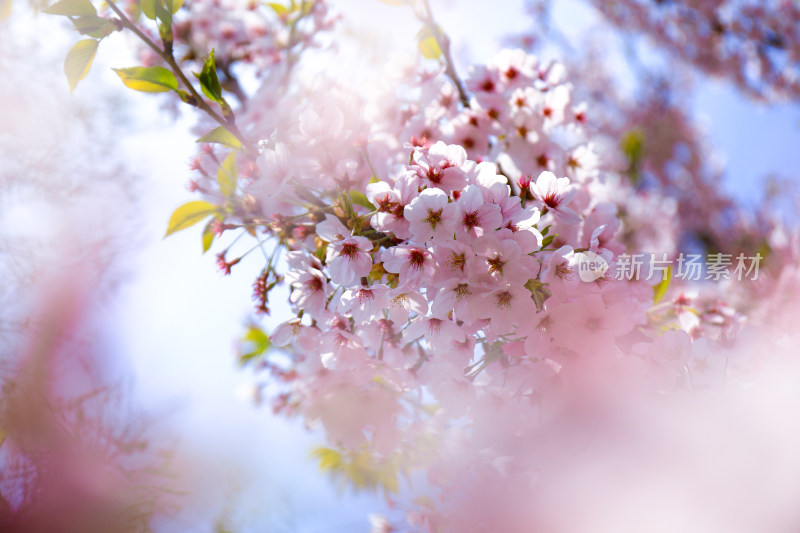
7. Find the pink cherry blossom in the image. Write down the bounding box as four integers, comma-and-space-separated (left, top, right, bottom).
529, 171, 581, 225
338, 283, 390, 324
549, 294, 636, 354
326, 236, 373, 286
384, 286, 428, 324
403, 315, 466, 352
404, 187, 456, 244
381, 244, 435, 288
449, 185, 503, 240
316, 214, 350, 243
472, 234, 537, 285
472, 283, 536, 334
366, 175, 418, 239
288, 268, 330, 317
411, 141, 470, 193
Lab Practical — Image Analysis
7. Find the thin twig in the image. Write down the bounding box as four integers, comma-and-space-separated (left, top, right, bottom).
105, 0, 257, 155
420, 0, 470, 108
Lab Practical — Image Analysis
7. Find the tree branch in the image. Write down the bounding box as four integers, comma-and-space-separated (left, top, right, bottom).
420, 0, 470, 109
105, 0, 257, 155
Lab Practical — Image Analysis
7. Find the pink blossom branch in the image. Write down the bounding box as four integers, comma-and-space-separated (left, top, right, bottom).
105, 0, 257, 154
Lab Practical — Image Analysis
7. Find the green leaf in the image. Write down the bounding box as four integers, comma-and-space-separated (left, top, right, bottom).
1, 0, 13, 19
621, 128, 645, 162
153, 0, 170, 25
417, 28, 442, 60
140, 0, 156, 19
312, 447, 343, 472
71, 15, 116, 38
201, 218, 215, 253
540, 234, 555, 249
43, 0, 96, 16
166, 0, 182, 14
239, 325, 271, 365
64, 39, 98, 92
197, 126, 242, 149
652, 266, 672, 304
194, 49, 224, 103
314, 242, 327, 263
113, 66, 178, 93
524, 279, 551, 312
621, 128, 645, 185
267, 1, 288, 15
349, 190, 375, 211
217, 151, 238, 197
165, 200, 216, 237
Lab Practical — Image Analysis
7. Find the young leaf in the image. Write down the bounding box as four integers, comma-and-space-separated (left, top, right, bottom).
113, 66, 178, 93
139, 0, 156, 19
201, 218, 216, 253
349, 190, 375, 211
652, 266, 672, 304
238, 325, 271, 365
194, 49, 224, 103
64, 39, 98, 92
524, 279, 552, 312
166, 0, 182, 14
42, 0, 96, 16
314, 242, 327, 264
267, 1, 287, 15
197, 126, 242, 149
217, 151, 238, 197
71, 15, 116, 39
312, 447, 343, 472
621, 128, 645, 163
417, 27, 442, 60
165, 200, 216, 237
153, 0, 170, 26
621, 128, 645, 185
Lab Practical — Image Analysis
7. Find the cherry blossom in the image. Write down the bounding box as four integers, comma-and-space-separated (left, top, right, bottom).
382, 244, 435, 288
549, 294, 638, 354
450, 184, 504, 240
326, 236, 373, 286
529, 171, 581, 225
65, 1, 800, 527
403, 187, 456, 244
410, 141, 470, 193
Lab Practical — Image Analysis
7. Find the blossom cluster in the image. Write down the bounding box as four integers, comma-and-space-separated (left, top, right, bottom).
226, 44, 766, 528
36, 0, 800, 528
517, 0, 790, 263
113, 0, 795, 528
129, 0, 337, 82
179, 36, 787, 527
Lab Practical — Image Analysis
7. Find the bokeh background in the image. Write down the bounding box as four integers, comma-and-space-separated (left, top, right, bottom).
2, 0, 799, 530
